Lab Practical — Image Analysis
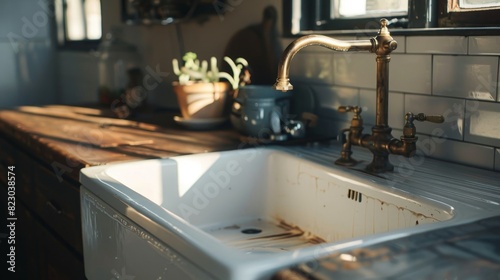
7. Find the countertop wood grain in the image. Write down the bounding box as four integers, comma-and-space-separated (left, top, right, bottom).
0, 105, 242, 182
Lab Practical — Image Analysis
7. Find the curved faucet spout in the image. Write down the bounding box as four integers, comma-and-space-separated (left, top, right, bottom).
273, 35, 376, 92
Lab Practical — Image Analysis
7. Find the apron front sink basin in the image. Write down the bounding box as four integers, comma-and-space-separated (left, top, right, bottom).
80, 147, 464, 280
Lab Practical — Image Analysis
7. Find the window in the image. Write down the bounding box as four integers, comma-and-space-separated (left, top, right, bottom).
283, 0, 500, 36
440, 0, 500, 27
55, 0, 102, 49
331, 0, 408, 19
451, 0, 500, 10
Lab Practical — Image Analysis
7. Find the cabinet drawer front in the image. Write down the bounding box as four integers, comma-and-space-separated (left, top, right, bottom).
0, 138, 35, 205
0, 138, 16, 186
38, 216, 86, 280
34, 165, 83, 254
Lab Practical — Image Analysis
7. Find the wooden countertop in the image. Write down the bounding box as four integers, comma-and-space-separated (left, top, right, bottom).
0, 105, 243, 182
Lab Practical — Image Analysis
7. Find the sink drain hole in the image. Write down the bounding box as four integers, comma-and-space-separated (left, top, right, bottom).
241, 228, 262, 234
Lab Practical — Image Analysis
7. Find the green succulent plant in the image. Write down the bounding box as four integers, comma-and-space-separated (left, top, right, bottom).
172, 52, 249, 89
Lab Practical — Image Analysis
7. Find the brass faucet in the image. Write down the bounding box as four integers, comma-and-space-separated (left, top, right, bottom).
273, 19, 444, 173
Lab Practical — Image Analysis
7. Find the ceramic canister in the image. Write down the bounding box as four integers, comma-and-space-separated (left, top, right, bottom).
230, 85, 293, 138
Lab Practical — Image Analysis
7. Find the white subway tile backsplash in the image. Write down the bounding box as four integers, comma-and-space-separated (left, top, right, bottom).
405, 94, 465, 141
464, 100, 500, 147
469, 36, 500, 55
359, 90, 404, 128
433, 55, 498, 101
289, 52, 333, 84
332, 52, 376, 88
358, 89, 375, 126
415, 135, 495, 170
359, 89, 376, 125
310, 85, 358, 122
389, 92, 405, 129
389, 54, 432, 94
406, 36, 468, 54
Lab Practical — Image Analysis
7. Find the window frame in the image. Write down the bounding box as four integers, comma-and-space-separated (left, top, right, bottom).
120, 0, 226, 25
283, 0, 500, 37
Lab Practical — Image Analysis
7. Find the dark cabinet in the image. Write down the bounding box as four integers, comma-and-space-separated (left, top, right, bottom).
0, 137, 85, 280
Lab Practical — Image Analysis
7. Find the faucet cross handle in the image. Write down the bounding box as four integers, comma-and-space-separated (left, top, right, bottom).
338, 105, 363, 127
413, 113, 445, 123
403, 112, 445, 138
338, 105, 362, 115
379, 18, 390, 36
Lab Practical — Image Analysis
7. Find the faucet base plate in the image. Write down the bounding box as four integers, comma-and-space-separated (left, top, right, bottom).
335, 157, 359, 167
366, 154, 394, 173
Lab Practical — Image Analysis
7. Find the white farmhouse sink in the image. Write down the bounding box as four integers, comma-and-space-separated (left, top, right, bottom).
80, 146, 497, 280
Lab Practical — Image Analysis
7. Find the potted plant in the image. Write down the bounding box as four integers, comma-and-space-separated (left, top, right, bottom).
172, 52, 249, 120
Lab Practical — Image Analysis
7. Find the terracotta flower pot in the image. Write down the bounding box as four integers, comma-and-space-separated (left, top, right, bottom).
172, 82, 233, 119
